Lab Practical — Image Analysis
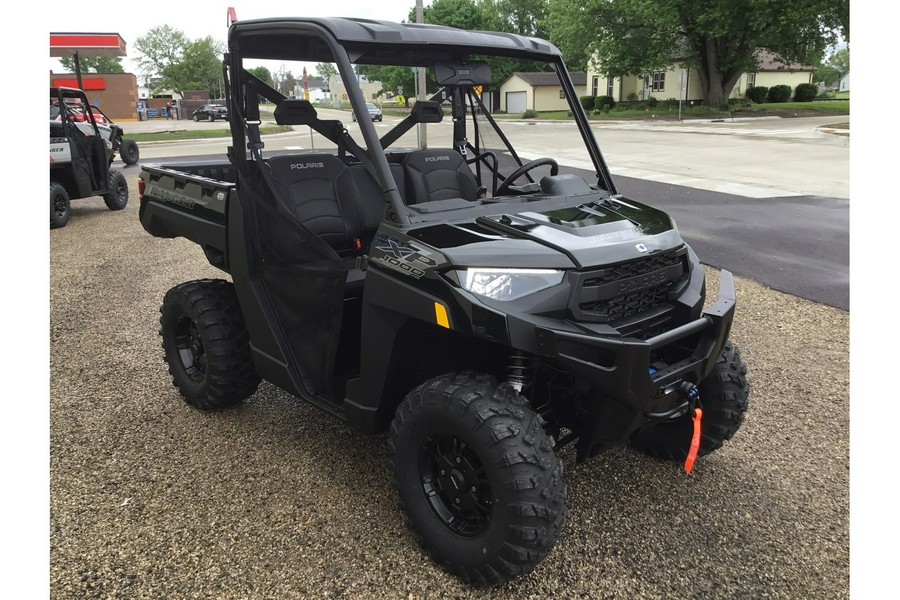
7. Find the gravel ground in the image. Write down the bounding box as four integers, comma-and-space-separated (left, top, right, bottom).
50, 173, 849, 599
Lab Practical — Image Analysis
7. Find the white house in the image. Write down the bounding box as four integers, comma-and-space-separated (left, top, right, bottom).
587, 48, 815, 103
498, 72, 587, 113
838, 72, 850, 93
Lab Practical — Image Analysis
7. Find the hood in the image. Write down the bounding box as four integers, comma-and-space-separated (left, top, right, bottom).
473, 196, 685, 269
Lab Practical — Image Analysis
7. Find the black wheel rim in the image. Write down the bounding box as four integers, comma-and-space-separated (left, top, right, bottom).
173, 315, 207, 382
53, 194, 68, 218
419, 434, 493, 537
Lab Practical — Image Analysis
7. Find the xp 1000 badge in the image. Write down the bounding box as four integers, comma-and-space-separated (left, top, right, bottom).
371, 233, 439, 279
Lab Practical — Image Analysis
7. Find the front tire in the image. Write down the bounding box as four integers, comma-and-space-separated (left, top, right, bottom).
159, 279, 260, 409
50, 182, 70, 229
630, 341, 750, 460
103, 171, 129, 210
390, 372, 566, 585
119, 139, 140, 165
193, 114, 199, 122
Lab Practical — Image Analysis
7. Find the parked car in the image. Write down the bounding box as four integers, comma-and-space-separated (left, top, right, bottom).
351, 102, 383, 122
192, 104, 229, 122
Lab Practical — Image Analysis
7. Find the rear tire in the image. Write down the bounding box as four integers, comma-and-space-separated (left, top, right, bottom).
208, 114, 214, 122
103, 170, 129, 210
630, 341, 750, 460
159, 279, 261, 410
119, 139, 140, 165
390, 372, 566, 585
50, 182, 70, 229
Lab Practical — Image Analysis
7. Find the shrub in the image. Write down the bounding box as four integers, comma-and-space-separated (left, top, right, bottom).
522, 108, 538, 119
746, 86, 768, 104
626, 91, 638, 101
614, 100, 648, 111
728, 97, 753, 109
662, 97, 679, 109
594, 95, 615, 110
767, 84, 792, 103
579, 96, 595, 110
794, 83, 817, 102
647, 97, 659, 108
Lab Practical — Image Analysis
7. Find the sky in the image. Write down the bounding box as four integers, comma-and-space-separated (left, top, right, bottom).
47, 0, 425, 78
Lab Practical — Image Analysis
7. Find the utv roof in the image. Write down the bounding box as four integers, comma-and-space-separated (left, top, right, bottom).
228, 17, 563, 65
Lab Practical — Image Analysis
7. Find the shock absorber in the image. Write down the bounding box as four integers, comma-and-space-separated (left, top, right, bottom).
507, 351, 533, 393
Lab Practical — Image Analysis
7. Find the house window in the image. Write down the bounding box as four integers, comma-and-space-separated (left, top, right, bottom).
747, 72, 756, 89
591, 76, 599, 97
651, 71, 665, 92
559, 89, 565, 99
607, 77, 615, 97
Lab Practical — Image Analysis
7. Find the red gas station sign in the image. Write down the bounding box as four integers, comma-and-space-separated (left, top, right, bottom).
50, 33, 127, 57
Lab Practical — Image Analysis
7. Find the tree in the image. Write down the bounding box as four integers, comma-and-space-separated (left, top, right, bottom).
814, 47, 848, 87
403, 0, 548, 88
272, 65, 298, 97
546, 0, 849, 107
133, 25, 189, 81
356, 65, 421, 105
315, 63, 338, 82
412, 0, 486, 31
496, 0, 548, 38
247, 66, 274, 87
159, 36, 225, 97
59, 56, 124, 73
827, 48, 850, 76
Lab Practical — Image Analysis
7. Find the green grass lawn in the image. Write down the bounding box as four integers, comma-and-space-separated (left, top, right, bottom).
745, 100, 850, 111
127, 125, 292, 143
495, 99, 849, 121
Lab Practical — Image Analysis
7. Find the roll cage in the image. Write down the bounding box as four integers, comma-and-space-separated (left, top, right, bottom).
224, 17, 618, 228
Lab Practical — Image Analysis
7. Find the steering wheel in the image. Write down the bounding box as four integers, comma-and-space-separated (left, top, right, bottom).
495, 157, 559, 196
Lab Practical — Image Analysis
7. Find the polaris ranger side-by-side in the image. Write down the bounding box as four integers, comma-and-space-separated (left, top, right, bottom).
50, 87, 129, 228
138, 17, 749, 584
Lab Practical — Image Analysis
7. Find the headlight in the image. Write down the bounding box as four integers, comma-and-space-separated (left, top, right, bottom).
458, 268, 564, 301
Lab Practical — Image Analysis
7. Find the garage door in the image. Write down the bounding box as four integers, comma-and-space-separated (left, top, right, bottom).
506, 91, 527, 114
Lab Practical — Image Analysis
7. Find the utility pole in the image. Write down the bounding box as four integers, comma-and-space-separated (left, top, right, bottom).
416, 0, 427, 149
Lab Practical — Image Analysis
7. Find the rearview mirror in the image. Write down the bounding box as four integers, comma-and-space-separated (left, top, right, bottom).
434, 61, 491, 86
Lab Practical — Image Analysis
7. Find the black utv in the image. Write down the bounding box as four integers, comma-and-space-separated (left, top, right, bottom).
50, 87, 129, 228
138, 17, 749, 585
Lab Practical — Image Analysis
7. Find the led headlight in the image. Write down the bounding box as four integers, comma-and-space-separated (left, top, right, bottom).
459, 268, 564, 301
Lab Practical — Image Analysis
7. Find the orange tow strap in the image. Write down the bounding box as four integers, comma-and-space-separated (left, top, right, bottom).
684, 407, 703, 474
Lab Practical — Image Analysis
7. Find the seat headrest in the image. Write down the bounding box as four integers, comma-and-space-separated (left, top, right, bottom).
274, 99, 318, 126
403, 149, 465, 171
268, 153, 347, 183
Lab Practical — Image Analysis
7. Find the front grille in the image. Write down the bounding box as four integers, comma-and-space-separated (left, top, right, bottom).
583, 283, 672, 321
571, 247, 687, 324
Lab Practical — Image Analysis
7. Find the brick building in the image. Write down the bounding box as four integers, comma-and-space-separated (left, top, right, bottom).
49, 72, 139, 121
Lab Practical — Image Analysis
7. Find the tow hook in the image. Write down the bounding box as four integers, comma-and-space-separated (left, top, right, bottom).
679, 382, 703, 475
678, 381, 699, 401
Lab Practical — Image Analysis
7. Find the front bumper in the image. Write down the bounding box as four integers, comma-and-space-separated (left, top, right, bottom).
530, 270, 736, 458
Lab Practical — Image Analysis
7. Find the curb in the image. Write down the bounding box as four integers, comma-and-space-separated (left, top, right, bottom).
817, 128, 850, 137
